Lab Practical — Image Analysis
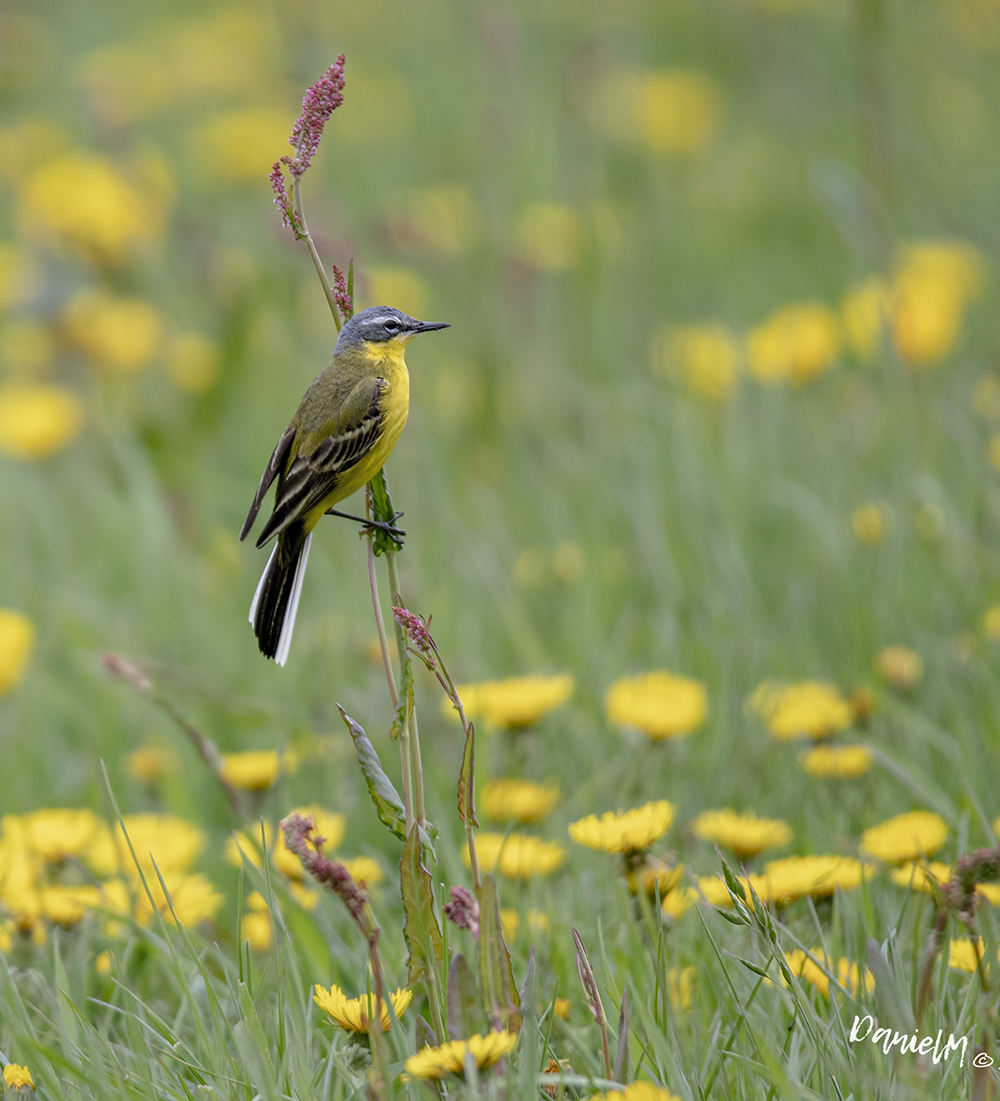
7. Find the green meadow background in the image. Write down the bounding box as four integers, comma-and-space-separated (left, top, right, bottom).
3, 0, 1000, 1096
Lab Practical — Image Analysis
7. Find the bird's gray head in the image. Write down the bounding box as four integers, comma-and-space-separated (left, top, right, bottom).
335, 306, 449, 351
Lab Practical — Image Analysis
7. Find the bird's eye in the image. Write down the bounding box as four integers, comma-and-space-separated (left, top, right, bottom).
383, 318, 399, 332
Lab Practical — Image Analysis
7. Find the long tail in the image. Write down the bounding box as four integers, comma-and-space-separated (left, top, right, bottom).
249, 521, 313, 666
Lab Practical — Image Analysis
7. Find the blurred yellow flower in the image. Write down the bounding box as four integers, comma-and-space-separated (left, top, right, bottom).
851, 501, 891, 546
569, 800, 675, 854
655, 325, 741, 402
79, 44, 174, 126
188, 108, 290, 186
1, 318, 55, 371
139, 870, 223, 926
40, 884, 103, 927
627, 859, 684, 898
605, 670, 707, 740
553, 997, 571, 1020
890, 861, 951, 893
241, 909, 272, 952
364, 266, 430, 319
167, 11, 277, 99
400, 184, 483, 258
514, 203, 583, 272
662, 885, 698, 920
553, 542, 585, 583
668, 966, 695, 1011
874, 645, 923, 690
0, 117, 71, 181
340, 856, 383, 888
125, 744, 180, 784
19, 807, 99, 861
454, 673, 574, 729
798, 744, 874, 779
167, 332, 222, 393
405, 1030, 517, 1080
634, 70, 721, 155
219, 750, 280, 791
988, 434, 1000, 477
590, 1082, 682, 1101
746, 302, 840, 385
20, 152, 162, 261
984, 605, 1000, 640
701, 855, 869, 908
0, 609, 34, 694
0, 244, 42, 311
891, 240, 987, 367
0, 384, 83, 460
224, 821, 273, 869
481, 779, 560, 824
750, 679, 853, 740
841, 277, 890, 361
782, 950, 874, 997
466, 833, 566, 879
64, 289, 163, 372
85, 814, 204, 877
500, 907, 519, 940
95, 950, 112, 974
314, 983, 412, 1032
860, 810, 949, 864
949, 938, 987, 973
692, 809, 792, 860
3, 1064, 34, 1091
271, 807, 346, 880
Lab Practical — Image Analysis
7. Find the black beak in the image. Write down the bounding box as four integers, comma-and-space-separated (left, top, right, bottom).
414, 321, 450, 333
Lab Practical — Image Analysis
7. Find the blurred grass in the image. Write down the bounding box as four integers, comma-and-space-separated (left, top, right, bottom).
3, 0, 1000, 1096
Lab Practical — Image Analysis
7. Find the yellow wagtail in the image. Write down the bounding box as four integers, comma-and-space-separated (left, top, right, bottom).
240, 306, 448, 664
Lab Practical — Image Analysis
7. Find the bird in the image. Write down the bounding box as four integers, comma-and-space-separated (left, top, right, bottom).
239, 305, 449, 665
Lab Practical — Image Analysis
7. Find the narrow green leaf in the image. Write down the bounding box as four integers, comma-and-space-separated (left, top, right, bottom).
415, 1014, 438, 1051
447, 954, 484, 1041
400, 824, 444, 983
369, 467, 397, 557
612, 989, 630, 1084
339, 705, 407, 840
457, 717, 478, 827
53, 933, 80, 1064
478, 874, 522, 1032
518, 945, 536, 1011
389, 661, 414, 743
238, 982, 275, 1078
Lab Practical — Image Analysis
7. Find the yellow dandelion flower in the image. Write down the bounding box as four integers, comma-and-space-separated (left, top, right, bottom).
219, 750, 280, 791
634, 70, 721, 155
760, 855, 868, 902
851, 502, 891, 546
271, 807, 346, 880
125, 744, 180, 784
589, 1082, 683, 1101
85, 814, 204, 878
553, 997, 571, 1020
188, 108, 291, 186
746, 302, 840, 385
465, 833, 566, 880
782, 950, 872, 997
662, 885, 698, 920
948, 938, 989, 973
655, 325, 741, 403
874, 645, 923, 690
166, 332, 222, 393
569, 800, 675, 854
339, 856, 383, 888
860, 810, 949, 864
0, 384, 83, 460
64, 289, 163, 373
798, 744, 874, 779
605, 671, 707, 740
751, 679, 853, 740
841, 277, 890, 361
668, 966, 695, 1010
514, 203, 583, 272
40, 884, 103, 927
500, 908, 519, 941
627, 859, 685, 899
95, 950, 112, 975
136, 870, 223, 927
0, 610, 34, 695
21, 807, 99, 861
20, 152, 161, 261
3, 1064, 34, 1091
454, 674, 574, 730
404, 1030, 518, 1080
311, 983, 412, 1032
224, 822, 273, 869
241, 910, 272, 952
482, 779, 560, 824
890, 861, 951, 893
691, 809, 792, 860
984, 606, 1000, 640
364, 267, 429, 319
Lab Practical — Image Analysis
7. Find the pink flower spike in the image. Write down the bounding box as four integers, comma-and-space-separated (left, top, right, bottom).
332, 263, 353, 319
289, 55, 346, 179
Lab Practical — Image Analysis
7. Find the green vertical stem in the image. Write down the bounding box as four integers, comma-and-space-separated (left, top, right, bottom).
291, 174, 343, 330
855, 0, 893, 270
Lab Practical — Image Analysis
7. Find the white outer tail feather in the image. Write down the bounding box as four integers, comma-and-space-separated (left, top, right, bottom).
249, 544, 277, 625
275, 532, 312, 667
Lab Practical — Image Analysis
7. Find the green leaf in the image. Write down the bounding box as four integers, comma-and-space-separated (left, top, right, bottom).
415, 1014, 438, 1050
457, 716, 478, 827
612, 989, 629, 1084
369, 468, 397, 557
238, 982, 275, 1079
447, 954, 484, 1041
400, 824, 444, 983
478, 874, 522, 1032
389, 661, 414, 743
339, 705, 407, 841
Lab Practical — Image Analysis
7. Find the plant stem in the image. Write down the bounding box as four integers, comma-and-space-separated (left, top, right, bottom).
291, 175, 343, 331
365, 489, 398, 711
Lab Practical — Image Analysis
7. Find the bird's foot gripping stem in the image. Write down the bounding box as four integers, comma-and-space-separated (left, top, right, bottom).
325, 507, 406, 548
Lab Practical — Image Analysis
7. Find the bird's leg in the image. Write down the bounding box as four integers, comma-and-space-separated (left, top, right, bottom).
325, 507, 406, 547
